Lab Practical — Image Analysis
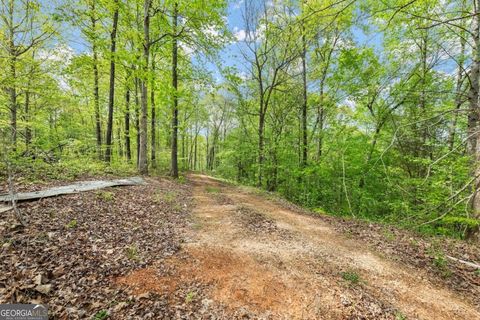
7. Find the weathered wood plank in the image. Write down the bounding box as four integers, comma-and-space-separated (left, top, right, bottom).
0, 177, 145, 202
446, 255, 480, 269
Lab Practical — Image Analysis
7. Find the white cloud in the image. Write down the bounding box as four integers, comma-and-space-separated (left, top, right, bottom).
37, 45, 75, 91
232, 24, 265, 42
203, 25, 220, 38
179, 41, 195, 56
37, 45, 75, 64
233, 27, 247, 41
344, 98, 357, 110
237, 70, 248, 80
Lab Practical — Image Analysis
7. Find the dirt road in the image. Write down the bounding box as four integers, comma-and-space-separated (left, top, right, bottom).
121, 174, 480, 319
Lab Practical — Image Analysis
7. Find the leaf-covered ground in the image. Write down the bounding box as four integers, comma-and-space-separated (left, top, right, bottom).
0, 176, 200, 319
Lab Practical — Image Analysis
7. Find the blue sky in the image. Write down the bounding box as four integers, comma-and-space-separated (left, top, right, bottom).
62, 0, 389, 82
64, 1, 247, 80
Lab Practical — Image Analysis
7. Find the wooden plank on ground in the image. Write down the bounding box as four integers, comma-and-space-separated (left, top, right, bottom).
0, 177, 145, 202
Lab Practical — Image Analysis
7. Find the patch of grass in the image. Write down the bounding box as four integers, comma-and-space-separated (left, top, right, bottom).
475, 269, 480, 277
125, 245, 139, 261
152, 193, 162, 204
66, 219, 77, 229
152, 190, 178, 204
312, 207, 326, 215
382, 229, 396, 241
96, 191, 114, 202
191, 222, 202, 230
205, 186, 220, 193
394, 311, 407, 320
439, 216, 480, 239
185, 291, 196, 303
433, 254, 447, 269
341, 271, 361, 285
7, 155, 137, 184
92, 310, 109, 320
164, 191, 177, 203
428, 247, 452, 278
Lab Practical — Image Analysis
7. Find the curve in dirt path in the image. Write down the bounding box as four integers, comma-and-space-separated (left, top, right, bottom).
186, 174, 480, 320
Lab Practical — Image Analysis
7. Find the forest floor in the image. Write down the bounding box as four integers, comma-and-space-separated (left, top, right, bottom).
1, 173, 479, 319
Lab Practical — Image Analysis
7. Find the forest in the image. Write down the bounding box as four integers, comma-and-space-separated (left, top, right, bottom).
2, 0, 476, 239
2, 0, 480, 318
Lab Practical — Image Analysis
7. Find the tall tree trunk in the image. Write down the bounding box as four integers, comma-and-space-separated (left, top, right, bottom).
193, 115, 199, 171
7, 0, 17, 150
469, 0, 480, 222
170, 2, 179, 178
125, 83, 132, 162
182, 112, 187, 169
150, 57, 156, 167
8, 60, 17, 150
105, 0, 119, 162
316, 82, 325, 160
138, 0, 150, 174
7, 48, 17, 150
194, 129, 198, 171
258, 110, 265, 187
419, 32, 429, 166
90, 2, 102, 159
117, 123, 123, 157
135, 77, 140, 165
24, 90, 31, 149
301, 7, 308, 167
205, 127, 209, 169
448, 35, 466, 151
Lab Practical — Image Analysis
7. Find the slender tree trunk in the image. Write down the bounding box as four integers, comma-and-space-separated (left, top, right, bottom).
150, 57, 156, 167
194, 130, 198, 171
182, 112, 187, 169
105, 0, 119, 162
24, 90, 31, 149
448, 36, 466, 151
7, 0, 17, 150
135, 77, 140, 165
258, 110, 265, 187
93, 49, 102, 158
316, 81, 325, 160
301, 8, 308, 167
90, 2, 102, 159
359, 125, 381, 188
205, 127, 209, 170
170, 2, 179, 178
419, 33, 429, 165
469, 0, 480, 222
8, 54, 17, 150
125, 84, 132, 162
138, 0, 151, 174
117, 124, 123, 157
